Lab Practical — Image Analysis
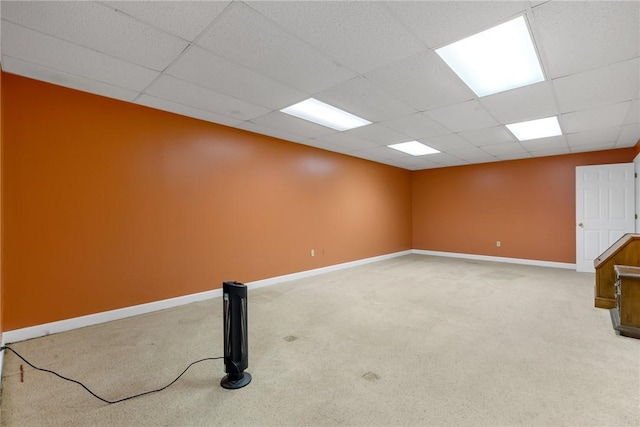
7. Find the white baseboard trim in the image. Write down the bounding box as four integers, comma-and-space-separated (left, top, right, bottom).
412, 249, 576, 270
246, 250, 412, 291
2, 250, 412, 345
2, 288, 223, 345
2, 249, 572, 345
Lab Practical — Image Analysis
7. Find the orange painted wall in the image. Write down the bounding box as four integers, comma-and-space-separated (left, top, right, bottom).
412, 149, 636, 263
2, 71, 637, 332
2, 74, 412, 330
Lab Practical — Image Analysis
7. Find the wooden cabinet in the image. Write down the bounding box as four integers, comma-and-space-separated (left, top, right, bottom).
593, 234, 640, 309
612, 265, 640, 339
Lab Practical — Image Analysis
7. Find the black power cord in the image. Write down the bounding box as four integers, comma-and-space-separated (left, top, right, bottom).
0, 345, 223, 404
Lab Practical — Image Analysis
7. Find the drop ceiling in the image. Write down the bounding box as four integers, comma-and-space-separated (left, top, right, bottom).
1, 0, 638, 170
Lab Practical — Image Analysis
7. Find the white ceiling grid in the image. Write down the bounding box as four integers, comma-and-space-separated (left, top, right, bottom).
1, 0, 638, 170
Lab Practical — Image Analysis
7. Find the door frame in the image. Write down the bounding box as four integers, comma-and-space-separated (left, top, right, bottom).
575, 163, 635, 273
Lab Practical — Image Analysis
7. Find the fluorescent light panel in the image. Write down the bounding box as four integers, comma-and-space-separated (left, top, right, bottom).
436, 15, 544, 97
280, 98, 371, 131
388, 141, 440, 156
506, 116, 562, 141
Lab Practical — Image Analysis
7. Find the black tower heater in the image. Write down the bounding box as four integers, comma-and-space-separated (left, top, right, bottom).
220, 281, 252, 389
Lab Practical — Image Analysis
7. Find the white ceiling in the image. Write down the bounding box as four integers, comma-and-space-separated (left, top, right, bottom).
1, 0, 638, 170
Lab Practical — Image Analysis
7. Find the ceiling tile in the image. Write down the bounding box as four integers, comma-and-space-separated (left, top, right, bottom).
312, 133, 379, 153
380, 112, 451, 140
495, 152, 533, 161
345, 123, 410, 145
364, 51, 474, 111
459, 126, 516, 147
347, 150, 395, 164
479, 81, 558, 124
398, 162, 430, 172
616, 124, 640, 147
570, 142, 616, 153
135, 94, 243, 128
315, 76, 416, 123
530, 1, 550, 7
533, 1, 639, 77
623, 99, 640, 125
195, 2, 356, 94
355, 146, 438, 170
391, 152, 430, 166
530, 147, 572, 157
247, 1, 424, 74
426, 100, 499, 132
436, 160, 471, 169
422, 152, 469, 166
448, 147, 497, 162
293, 138, 348, 154
363, 146, 419, 163
481, 142, 528, 156
519, 135, 569, 152
420, 133, 477, 152
167, 45, 307, 110
566, 127, 621, 147
2, 0, 637, 170
560, 102, 632, 134
103, 1, 230, 41
2, 1, 189, 71
553, 59, 639, 113
248, 111, 338, 139
236, 121, 309, 144
403, 165, 429, 171
387, 162, 419, 171
145, 75, 269, 121
2, 56, 140, 103
387, 1, 529, 48
414, 164, 443, 170
2, 22, 159, 92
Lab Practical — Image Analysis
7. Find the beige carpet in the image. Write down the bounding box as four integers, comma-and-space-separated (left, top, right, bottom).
1, 254, 639, 426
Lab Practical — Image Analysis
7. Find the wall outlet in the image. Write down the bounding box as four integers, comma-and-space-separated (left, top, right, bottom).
496, 241, 501, 247
311, 249, 315, 257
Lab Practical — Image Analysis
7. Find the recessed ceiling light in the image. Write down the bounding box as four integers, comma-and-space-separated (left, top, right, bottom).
506, 116, 562, 141
436, 15, 544, 97
280, 98, 371, 131
388, 141, 440, 156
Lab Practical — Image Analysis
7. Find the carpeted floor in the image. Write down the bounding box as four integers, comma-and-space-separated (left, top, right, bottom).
1, 254, 639, 426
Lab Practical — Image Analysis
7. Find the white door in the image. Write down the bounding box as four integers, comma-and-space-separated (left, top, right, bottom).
576, 163, 635, 272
